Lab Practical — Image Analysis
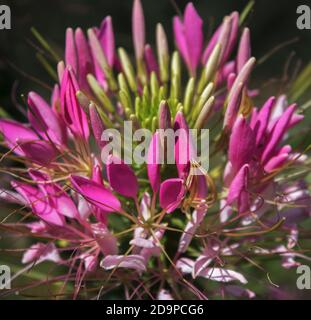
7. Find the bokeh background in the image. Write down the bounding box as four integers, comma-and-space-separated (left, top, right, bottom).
0, 0, 310, 299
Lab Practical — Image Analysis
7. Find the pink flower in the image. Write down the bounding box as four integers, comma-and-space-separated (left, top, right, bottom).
173, 3, 203, 75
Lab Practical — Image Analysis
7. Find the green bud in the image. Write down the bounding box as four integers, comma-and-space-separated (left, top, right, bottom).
194, 96, 215, 129
197, 44, 221, 95
118, 48, 138, 93
150, 72, 159, 99
170, 51, 181, 102
76, 90, 90, 114
193, 82, 214, 120
87, 74, 115, 113
183, 77, 195, 115
119, 90, 133, 115
156, 23, 169, 83
135, 96, 143, 120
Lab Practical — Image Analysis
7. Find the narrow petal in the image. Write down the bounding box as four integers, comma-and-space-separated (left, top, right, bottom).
252, 96, 275, 146
237, 28, 251, 72
144, 44, 159, 76
264, 153, 289, 173
262, 104, 296, 164
75, 28, 94, 91
173, 16, 189, 71
65, 28, 78, 74
174, 111, 195, 178
60, 68, 90, 140
147, 132, 162, 193
28, 91, 65, 146
184, 3, 203, 74
229, 115, 256, 172
97, 16, 115, 67
89, 103, 105, 148
158, 100, 171, 129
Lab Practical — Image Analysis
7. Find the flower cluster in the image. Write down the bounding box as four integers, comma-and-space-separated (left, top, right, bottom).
0, 0, 310, 299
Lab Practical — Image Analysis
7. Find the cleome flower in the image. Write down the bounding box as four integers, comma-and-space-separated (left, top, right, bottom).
0, 0, 310, 300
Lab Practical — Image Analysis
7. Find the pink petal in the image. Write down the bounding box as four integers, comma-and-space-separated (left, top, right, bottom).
157, 289, 174, 300
28, 91, 65, 146
80, 254, 97, 272
130, 238, 155, 248
101, 255, 146, 272
262, 104, 296, 164
19, 140, 57, 166
252, 96, 275, 146
65, 28, 78, 74
60, 68, 90, 140
222, 12, 239, 64
264, 153, 289, 173
199, 268, 247, 284
12, 181, 65, 226
174, 111, 195, 178
173, 16, 190, 72
184, 3, 203, 74
159, 178, 185, 213
237, 28, 251, 72
158, 100, 171, 129
227, 164, 249, 211
132, 0, 145, 61
144, 44, 159, 76
202, 24, 221, 65
71, 175, 121, 213
0, 188, 27, 205
89, 104, 105, 148
224, 57, 256, 129
0, 119, 38, 155
29, 169, 79, 219
147, 132, 161, 193
178, 207, 207, 253
229, 115, 256, 172
106, 155, 138, 198
97, 16, 115, 67
91, 223, 118, 255
176, 257, 195, 274
22, 243, 61, 264
75, 28, 94, 92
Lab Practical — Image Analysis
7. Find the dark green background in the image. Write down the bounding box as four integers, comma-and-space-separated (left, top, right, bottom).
1, 0, 311, 109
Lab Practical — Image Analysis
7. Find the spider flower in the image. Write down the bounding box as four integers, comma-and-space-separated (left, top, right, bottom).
0, 0, 310, 300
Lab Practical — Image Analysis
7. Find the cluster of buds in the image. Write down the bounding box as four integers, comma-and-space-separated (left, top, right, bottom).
0, 0, 310, 299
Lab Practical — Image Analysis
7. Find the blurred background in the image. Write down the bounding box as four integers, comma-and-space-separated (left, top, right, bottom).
0, 0, 310, 299
1, 0, 311, 109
